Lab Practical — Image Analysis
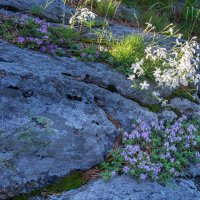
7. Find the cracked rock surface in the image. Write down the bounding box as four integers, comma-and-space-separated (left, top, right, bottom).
0, 40, 157, 198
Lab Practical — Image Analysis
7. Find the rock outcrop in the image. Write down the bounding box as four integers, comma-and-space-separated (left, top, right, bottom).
0, 0, 200, 199
0, 40, 157, 198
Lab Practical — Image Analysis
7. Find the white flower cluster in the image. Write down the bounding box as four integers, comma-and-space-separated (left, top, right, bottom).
130, 36, 200, 90
69, 8, 97, 25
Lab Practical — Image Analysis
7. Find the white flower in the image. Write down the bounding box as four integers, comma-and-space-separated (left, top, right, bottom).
161, 100, 168, 107
169, 27, 173, 35
128, 74, 136, 80
152, 91, 160, 97
130, 33, 200, 91
154, 68, 161, 78
69, 8, 97, 25
140, 81, 149, 90
131, 59, 144, 77
145, 22, 153, 28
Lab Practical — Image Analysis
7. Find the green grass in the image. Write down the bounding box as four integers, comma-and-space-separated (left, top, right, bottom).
93, 0, 121, 18
122, 0, 200, 40
12, 171, 87, 200
108, 34, 145, 75
29, 5, 43, 16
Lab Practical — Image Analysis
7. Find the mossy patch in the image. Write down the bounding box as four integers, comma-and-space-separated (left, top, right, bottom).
12, 171, 87, 200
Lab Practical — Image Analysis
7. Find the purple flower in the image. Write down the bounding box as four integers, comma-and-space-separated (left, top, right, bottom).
141, 130, 151, 142
164, 142, 169, 147
40, 46, 46, 52
140, 122, 151, 131
143, 165, 151, 171
111, 171, 116, 177
39, 25, 48, 33
129, 158, 137, 165
95, 51, 100, 58
17, 36, 25, 43
20, 15, 28, 24
196, 152, 200, 159
81, 53, 86, 58
187, 124, 196, 133
122, 166, 130, 173
165, 152, 171, 158
34, 17, 43, 25
88, 54, 92, 59
170, 168, 175, 173
169, 146, 177, 152
28, 37, 34, 42
140, 173, 147, 180
43, 35, 49, 39
129, 130, 140, 139
34, 38, 43, 46
49, 48, 55, 54
126, 145, 140, 155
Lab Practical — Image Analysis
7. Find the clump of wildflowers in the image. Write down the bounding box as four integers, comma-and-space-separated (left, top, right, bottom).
16, 16, 60, 54
14, 15, 79, 55
69, 8, 97, 28
101, 116, 200, 183
129, 26, 200, 90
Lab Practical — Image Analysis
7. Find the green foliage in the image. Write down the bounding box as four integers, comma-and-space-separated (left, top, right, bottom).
49, 26, 79, 45
101, 118, 200, 183
0, 19, 15, 41
19, 18, 44, 38
29, 5, 43, 16
140, 10, 170, 31
122, 0, 200, 40
93, 0, 121, 18
12, 171, 87, 200
108, 35, 145, 75
79, 44, 100, 62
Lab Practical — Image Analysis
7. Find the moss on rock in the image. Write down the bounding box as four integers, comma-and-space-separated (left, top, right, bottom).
12, 171, 87, 200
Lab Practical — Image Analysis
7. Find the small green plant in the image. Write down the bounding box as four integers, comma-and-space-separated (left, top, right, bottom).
108, 34, 145, 75
0, 19, 16, 41
18, 17, 44, 38
29, 5, 43, 16
94, 0, 121, 18
49, 26, 79, 45
79, 44, 100, 62
101, 117, 200, 183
